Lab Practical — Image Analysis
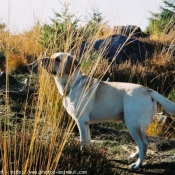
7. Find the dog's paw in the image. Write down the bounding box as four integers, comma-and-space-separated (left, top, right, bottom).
129, 163, 141, 170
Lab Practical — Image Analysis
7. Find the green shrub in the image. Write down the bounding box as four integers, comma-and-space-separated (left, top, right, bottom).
147, 0, 175, 34
40, 4, 105, 54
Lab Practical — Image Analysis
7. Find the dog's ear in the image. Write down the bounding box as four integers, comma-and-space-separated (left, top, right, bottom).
65, 55, 79, 74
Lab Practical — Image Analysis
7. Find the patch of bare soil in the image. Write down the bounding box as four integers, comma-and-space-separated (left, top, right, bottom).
0, 73, 38, 130
90, 125, 175, 175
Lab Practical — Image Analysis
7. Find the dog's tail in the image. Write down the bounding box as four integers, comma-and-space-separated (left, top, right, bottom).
149, 90, 175, 115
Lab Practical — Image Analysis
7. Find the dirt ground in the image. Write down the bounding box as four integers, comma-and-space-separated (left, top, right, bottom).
90, 125, 175, 175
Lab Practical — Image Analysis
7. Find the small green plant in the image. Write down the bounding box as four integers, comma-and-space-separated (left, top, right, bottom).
81, 51, 99, 73
168, 88, 175, 102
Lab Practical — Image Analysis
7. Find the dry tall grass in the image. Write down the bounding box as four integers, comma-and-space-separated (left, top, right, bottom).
0, 20, 117, 173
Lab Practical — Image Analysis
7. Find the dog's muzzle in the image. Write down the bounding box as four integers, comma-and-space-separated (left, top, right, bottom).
41, 58, 49, 67
41, 57, 53, 69
40, 57, 58, 75
40, 58, 51, 72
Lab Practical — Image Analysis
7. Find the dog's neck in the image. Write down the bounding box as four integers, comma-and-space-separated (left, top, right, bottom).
54, 69, 83, 96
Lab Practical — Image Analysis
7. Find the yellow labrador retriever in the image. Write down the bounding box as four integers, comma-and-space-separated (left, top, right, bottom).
41, 52, 175, 170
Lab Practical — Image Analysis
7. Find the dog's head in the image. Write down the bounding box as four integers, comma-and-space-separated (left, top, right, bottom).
41, 52, 79, 76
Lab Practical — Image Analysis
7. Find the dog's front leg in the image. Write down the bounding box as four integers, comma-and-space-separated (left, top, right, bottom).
76, 119, 90, 148
87, 123, 91, 145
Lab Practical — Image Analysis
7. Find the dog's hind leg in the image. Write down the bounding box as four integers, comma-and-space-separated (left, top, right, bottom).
123, 94, 155, 169
125, 122, 148, 170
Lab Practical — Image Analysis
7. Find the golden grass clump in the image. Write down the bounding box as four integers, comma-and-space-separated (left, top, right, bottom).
0, 19, 114, 173
0, 24, 42, 72
146, 118, 164, 137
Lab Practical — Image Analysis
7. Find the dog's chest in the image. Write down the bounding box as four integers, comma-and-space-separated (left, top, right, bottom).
63, 97, 76, 118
